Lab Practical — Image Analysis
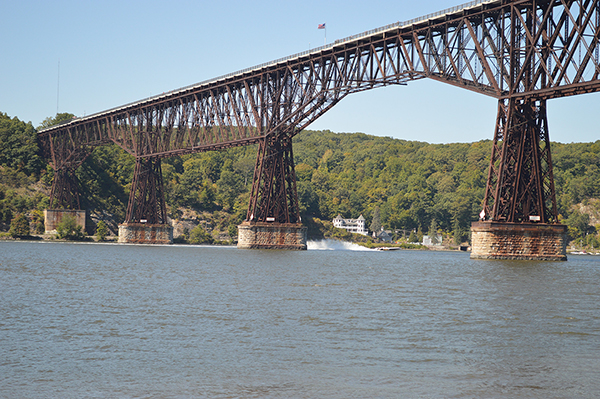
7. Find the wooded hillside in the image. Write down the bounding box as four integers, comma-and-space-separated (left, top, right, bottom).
1, 111, 599, 248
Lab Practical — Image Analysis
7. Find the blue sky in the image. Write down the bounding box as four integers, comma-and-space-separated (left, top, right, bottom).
1, 0, 598, 143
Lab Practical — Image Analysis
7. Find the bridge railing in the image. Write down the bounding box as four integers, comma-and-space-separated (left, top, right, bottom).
39, 0, 495, 132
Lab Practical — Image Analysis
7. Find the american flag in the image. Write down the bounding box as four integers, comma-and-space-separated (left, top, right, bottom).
318, 23, 326, 29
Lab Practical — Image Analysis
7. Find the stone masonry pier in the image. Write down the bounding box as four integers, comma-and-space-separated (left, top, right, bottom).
237, 222, 307, 250
118, 223, 173, 244
44, 209, 86, 234
471, 221, 567, 261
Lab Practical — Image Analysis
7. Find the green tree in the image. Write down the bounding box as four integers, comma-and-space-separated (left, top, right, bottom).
297, 181, 320, 217
216, 167, 244, 210
233, 157, 255, 186
0, 113, 43, 176
370, 206, 381, 234
564, 209, 591, 240
408, 230, 417, 243
428, 218, 438, 245
38, 112, 76, 130
295, 163, 315, 182
0, 202, 12, 225
31, 210, 45, 234
9, 213, 30, 237
95, 220, 108, 241
453, 218, 464, 245
198, 184, 216, 210
188, 224, 214, 244
56, 215, 85, 240
228, 224, 238, 242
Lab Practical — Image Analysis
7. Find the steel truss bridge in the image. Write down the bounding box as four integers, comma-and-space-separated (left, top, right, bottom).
38, 0, 600, 229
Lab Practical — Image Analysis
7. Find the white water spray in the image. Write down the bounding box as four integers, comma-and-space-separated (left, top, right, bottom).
307, 239, 377, 251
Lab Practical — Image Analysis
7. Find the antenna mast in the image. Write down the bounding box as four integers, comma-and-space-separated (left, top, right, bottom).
56, 60, 60, 115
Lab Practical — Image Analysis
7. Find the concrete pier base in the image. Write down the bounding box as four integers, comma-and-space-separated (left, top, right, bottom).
471, 221, 567, 261
237, 222, 307, 250
118, 223, 173, 244
44, 209, 86, 234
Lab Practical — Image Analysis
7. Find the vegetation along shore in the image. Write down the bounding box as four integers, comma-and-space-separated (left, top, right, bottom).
2, 111, 599, 252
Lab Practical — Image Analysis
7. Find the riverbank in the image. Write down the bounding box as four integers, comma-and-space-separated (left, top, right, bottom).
4, 232, 595, 256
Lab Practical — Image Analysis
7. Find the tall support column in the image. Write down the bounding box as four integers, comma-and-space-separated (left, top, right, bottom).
45, 167, 87, 234
49, 167, 82, 210
238, 134, 306, 250
246, 135, 300, 224
118, 157, 173, 244
125, 157, 167, 224
472, 99, 566, 260
45, 148, 89, 235
482, 99, 558, 223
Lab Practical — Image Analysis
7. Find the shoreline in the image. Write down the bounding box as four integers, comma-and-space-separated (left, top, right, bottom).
3, 235, 596, 255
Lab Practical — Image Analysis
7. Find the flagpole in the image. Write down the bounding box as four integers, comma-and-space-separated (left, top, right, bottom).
318, 23, 327, 45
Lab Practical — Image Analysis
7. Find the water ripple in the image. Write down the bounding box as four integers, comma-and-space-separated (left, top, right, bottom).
1, 241, 599, 398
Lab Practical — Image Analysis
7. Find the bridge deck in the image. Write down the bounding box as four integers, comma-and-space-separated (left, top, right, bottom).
37, 0, 600, 161
38, 0, 497, 135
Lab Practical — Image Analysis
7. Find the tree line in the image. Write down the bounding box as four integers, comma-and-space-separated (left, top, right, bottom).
1, 111, 599, 249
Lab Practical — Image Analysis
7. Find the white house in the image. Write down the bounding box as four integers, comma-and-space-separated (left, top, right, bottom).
332, 214, 368, 235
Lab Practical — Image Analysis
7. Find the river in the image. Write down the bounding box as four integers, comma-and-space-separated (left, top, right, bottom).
1, 240, 599, 398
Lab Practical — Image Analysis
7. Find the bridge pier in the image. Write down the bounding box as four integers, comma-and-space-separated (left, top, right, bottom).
44, 209, 86, 234
237, 222, 307, 250
118, 222, 173, 244
44, 156, 88, 235
119, 157, 173, 244
475, 99, 567, 260
239, 134, 306, 249
471, 222, 567, 261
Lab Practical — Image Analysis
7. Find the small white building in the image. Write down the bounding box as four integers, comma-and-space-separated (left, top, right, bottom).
332, 214, 368, 235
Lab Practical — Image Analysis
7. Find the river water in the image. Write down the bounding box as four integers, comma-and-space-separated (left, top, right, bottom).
1, 240, 599, 398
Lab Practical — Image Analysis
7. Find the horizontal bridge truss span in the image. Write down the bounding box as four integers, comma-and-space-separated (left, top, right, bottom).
38, 0, 600, 159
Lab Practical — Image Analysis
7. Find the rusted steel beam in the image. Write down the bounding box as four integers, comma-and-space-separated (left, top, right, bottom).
49, 167, 83, 210
482, 98, 559, 224
125, 157, 167, 224
246, 134, 300, 224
